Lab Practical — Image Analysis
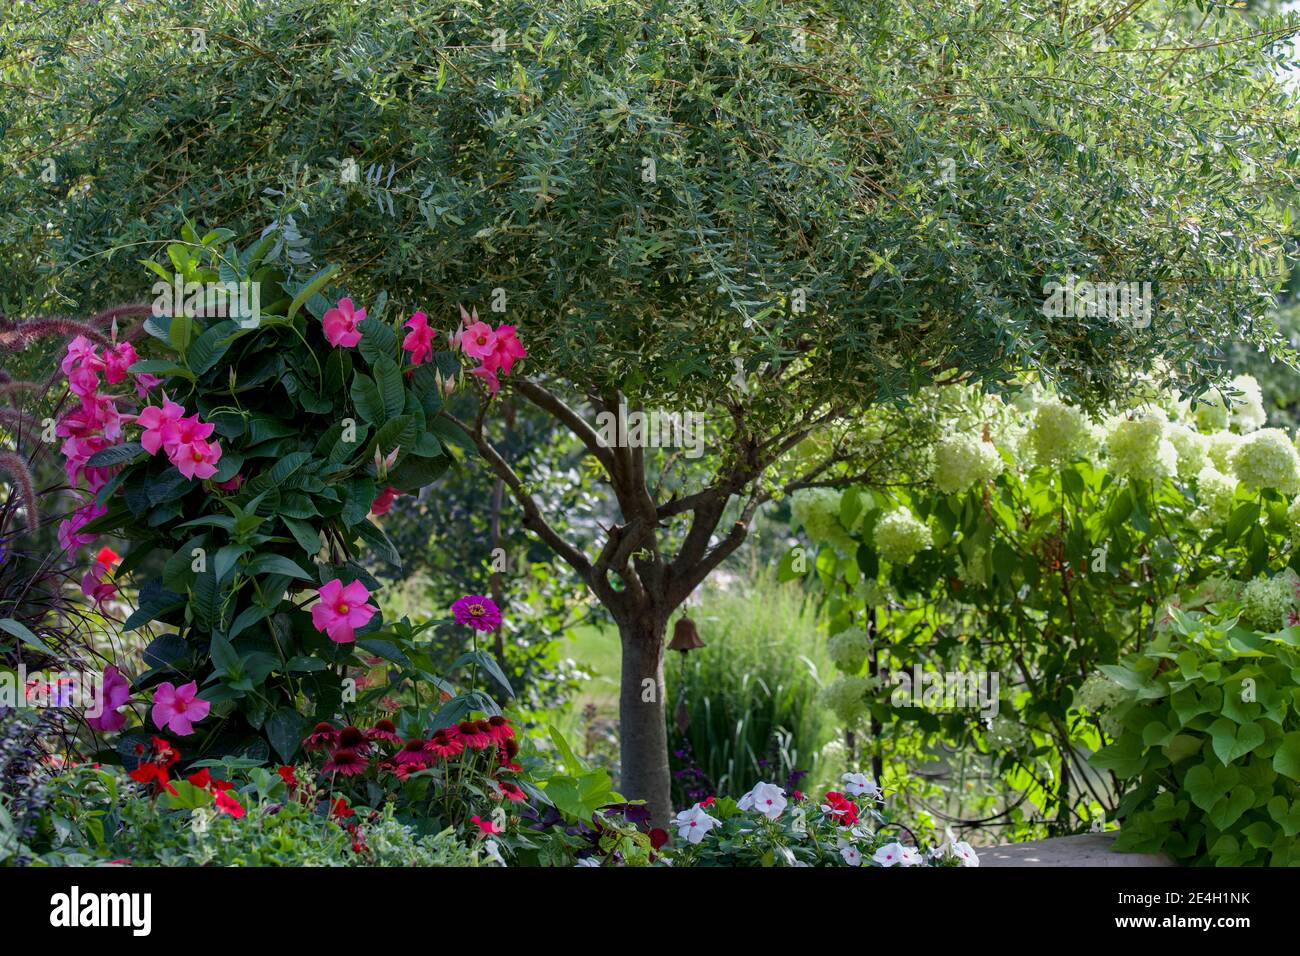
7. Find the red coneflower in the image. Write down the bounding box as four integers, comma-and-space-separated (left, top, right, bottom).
366, 719, 402, 744
457, 720, 493, 750
496, 780, 526, 802
336, 725, 371, 755
303, 722, 339, 750
424, 729, 464, 760
486, 715, 514, 743
322, 747, 368, 777
392, 738, 431, 767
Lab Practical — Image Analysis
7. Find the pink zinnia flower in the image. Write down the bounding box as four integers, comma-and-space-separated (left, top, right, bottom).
451, 595, 502, 632
371, 486, 402, 515
322, 297, 366, 348
86, 664, 131, 733
310, 579, 379, 644
460, 320, 498, 359
137, 398, 186, 455
150, 681, 211, 736
401, 311, 436, 366
169, 436, 222, 480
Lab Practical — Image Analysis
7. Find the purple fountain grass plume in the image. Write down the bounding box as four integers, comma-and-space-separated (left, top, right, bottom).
0, 451, 39, 534
0, 317, 114, 351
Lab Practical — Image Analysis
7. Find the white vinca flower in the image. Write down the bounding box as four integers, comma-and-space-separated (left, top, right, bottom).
672, 804, 722, 844
737, 781, 787, 821
837, 838, 863, 867
873, 841, 924, 867
840, 772, 883, 801
929, 828, 981, 867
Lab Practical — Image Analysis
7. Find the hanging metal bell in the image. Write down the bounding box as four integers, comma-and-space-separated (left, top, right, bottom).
668, 615, 706, 653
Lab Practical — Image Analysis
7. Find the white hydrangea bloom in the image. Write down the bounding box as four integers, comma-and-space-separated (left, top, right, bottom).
1166, 422, 1208, 479
1196, 465, 1238, 521
1230, 427, 1300, 494
790, 487, 857, 553
1206, 430, 1241, 471
873, 509, 932, 564
1106, 408, 1177, 482
1028, 398, 1092, 466
819, 675, 872, 724
1230, 374, 1267, 433
931, 433, 1004, 495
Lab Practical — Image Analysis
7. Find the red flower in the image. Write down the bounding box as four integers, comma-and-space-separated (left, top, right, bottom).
456, 720, 493, 750
649, 828, 670, 850
470, 815, 503, 835
128, 763, 176, 795
365, 719, 402, 744
276, 766, 298, 789
213, 789, 245, 818
335, 725, 371, 755
700, 796, 716, 808
187, 768, 212, 790
150, 736, 180, 768
392, 739, 431, 768
322, 748, 368, 777
332, 798, 355, 819
821, 791, 860, 827
425, 730, 464, 761
496, 781, 527, 802
486, 715, 514, 743
303, 722, 339, 750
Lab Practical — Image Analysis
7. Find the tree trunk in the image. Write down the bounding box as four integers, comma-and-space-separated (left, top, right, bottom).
617, 612, 672, 827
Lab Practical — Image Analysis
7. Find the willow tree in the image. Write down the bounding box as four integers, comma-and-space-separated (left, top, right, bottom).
3, 0, 1299, 821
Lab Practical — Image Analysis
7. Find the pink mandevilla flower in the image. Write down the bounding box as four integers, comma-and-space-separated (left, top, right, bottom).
401, 311, 436, 366
151, 681, 211, 736
311, 579, 379, 644
137, 397, 187, 455
87, 665, 131, 733
460, 320, 498, 359
322, 297, 366, 348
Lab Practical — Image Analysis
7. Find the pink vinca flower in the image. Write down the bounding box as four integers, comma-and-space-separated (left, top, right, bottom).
322, 297, 366, 348
311, 579, 379, 644
402, 311, 436, 366
87, 664, 131, 733
151, 681, 211, 736
137, 398, 187, 455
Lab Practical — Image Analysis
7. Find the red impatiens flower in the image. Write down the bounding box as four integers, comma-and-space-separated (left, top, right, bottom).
486, 715, 514, 743
392, 739, 431, 768
335, 726, 371, 755
470, 814, 503, 835
303, 722, 339, 750
456, 720, 493, 750
322, 748, 369, 777
365, 719, 402, 744
213, 789, 246, 818
424, 729, 464, 761
496, 781, 526, 802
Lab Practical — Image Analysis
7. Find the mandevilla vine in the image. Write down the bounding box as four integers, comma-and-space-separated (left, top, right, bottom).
57, 224, 525, 765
